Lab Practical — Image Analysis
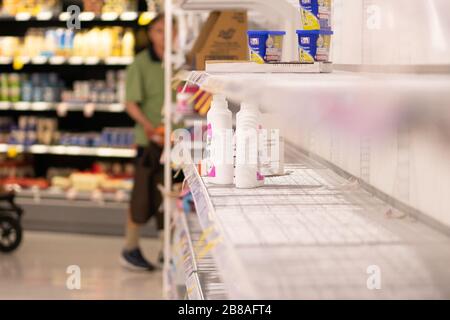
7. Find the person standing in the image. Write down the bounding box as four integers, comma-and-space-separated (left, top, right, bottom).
121, 13, 173, 271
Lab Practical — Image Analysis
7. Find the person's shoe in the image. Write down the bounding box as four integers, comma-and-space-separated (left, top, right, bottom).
120, 248, 156, 271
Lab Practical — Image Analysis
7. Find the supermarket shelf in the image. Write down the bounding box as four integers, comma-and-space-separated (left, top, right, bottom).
172, 211, 204, 300
0, 11, 145, 30
186, 212, 228, 300
185, 70, 450, 132
17, 187, 130, 204
183, 153, 450, 299
172, 209, 228, 300
0, 56, 132, 70
0, 101, 125, 113
0, 144, 136, 158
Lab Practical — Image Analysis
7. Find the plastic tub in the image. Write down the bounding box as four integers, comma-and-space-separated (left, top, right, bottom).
296, 30, 333, 63
299, 0, 332, 31
247, 30, 286, 63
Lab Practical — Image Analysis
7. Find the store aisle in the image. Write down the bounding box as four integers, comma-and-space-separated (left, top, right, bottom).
0, 231, 162, 300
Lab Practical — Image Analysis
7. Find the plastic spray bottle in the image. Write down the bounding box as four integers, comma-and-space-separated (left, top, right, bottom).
206, 94, 234, 185
235, 102, 264, 189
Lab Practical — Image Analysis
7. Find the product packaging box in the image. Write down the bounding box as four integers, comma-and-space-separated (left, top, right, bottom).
187, 11, 248, 70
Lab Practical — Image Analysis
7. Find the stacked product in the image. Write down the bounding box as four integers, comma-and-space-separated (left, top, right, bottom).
59, 128, 134, 148
0, 27, 135, 59
1, 73, 63, 103
101, 0, 138, 14
0, 0, 137, 16
0, 0, 60, 15
0, 117, 14, 143
297, 0, 333, 63
49, 161, 134, 193
6, 116, 134, 148
247, 31, 286, 64
62, 71, 126, 104
0, 71, 125, 105
246, 0, 334, 64
0, 154, 34, 180
8, 116, 57, 145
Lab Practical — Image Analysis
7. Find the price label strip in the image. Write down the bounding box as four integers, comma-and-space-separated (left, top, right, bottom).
184, 164, 215, 230
185, 273, 204, 300
195, 236, 222, 260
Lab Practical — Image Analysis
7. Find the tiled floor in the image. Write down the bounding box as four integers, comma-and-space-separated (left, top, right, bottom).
0, 231, 162, 300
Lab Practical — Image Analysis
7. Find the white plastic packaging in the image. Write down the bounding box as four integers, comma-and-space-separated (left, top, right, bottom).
260, 113, 285, 176
206, 94, 234, 185
235, 102, 264, 189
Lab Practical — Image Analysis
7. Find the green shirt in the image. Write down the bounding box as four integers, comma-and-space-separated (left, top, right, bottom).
126, 49, 164, 146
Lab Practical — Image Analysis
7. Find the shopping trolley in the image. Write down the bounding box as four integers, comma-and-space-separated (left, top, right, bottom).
0, 192, 23, 253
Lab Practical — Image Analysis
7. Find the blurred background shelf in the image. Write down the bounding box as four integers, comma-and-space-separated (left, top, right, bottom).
0, 56, 133, 71
0, 11, 145, 30
0, 144, 136, 158
0, 101, 125, 113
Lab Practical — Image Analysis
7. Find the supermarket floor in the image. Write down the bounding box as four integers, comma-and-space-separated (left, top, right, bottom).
0, 231, 162, 300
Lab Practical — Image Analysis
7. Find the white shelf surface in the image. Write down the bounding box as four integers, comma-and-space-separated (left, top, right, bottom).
183, 151, 450, 299
186, 71, 450, 130
0, 144, 136, 158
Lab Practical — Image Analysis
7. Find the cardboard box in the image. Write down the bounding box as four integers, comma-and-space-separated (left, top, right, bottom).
187, 11, 248, 70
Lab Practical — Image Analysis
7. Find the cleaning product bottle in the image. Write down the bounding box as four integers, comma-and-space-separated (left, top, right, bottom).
235, 102, 264, 189
206, 94, 234, 185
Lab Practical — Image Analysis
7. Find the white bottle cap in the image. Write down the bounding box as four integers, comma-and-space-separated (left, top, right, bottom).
211, 94, 228, 109
213, 94, 226, 102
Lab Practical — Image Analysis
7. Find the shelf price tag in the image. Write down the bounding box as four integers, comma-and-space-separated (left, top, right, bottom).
36, 12, 52, 20
91, 189, 104, 204
184, 164, 213, 229
49, 56, 65, 65
56, 102, 68, 117
84, 103, 96, 118
6, 146, 18, 158
0, 56, 13, 64
59, 12, 70, 21
79, 12, 95, 21
68, 56, 83, 65
66, 188, 78, 200
114, 190, 126, 202
13, 102, 30, 110
0, 102, 10, 110
120, 12, 138, 21
31, 56, 47, 65
13, 56, 25, 70
84, 57, 100, 65
186, 273, 203, 300
196, 236, 222, 260
15, 12, 31, 21
31, 186, 41, 202
101, 12, 118, 21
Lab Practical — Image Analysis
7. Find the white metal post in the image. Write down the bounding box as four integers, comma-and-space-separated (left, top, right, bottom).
163, 0, 173, 299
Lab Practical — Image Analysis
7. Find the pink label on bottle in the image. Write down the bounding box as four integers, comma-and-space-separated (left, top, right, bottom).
208, 165, 216, 177
207, 123, 212, 138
